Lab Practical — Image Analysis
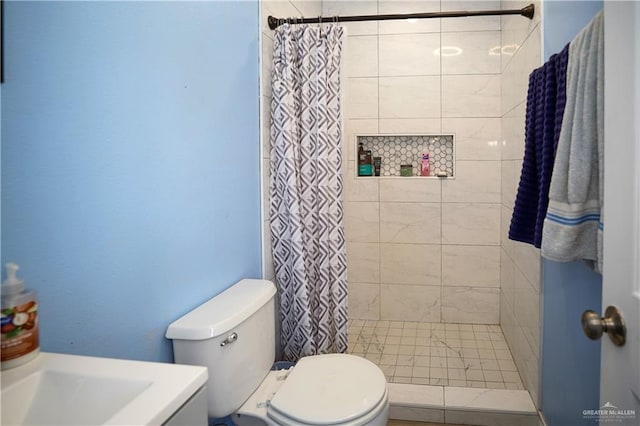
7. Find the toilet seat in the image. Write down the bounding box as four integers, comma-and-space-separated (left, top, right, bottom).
267, 354, 387, 425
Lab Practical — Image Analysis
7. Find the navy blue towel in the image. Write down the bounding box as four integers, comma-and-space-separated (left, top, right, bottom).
509, 44, 569, 248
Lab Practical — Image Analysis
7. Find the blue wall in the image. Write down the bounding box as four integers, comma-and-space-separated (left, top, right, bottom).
1, 1, 261, 363
540, 2, 603, 425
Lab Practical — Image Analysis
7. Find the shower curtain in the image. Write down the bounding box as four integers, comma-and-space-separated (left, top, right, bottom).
269, 24, 348, 361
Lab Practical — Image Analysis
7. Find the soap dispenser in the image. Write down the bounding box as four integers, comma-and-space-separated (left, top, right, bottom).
1, 263, 39, 369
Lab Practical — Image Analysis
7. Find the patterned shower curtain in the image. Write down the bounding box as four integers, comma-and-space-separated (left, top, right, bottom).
269, 24, 348, 362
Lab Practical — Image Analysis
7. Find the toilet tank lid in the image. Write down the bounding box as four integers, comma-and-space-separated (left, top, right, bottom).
165, 279, 276, 341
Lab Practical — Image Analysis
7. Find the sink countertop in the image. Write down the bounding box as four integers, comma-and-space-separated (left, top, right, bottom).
1, 352, 208, 425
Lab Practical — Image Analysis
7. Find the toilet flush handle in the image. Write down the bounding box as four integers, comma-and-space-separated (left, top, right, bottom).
220, 332, 238, 347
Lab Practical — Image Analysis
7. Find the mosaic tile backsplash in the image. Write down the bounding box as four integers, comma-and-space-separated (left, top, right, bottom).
357, 135, 455, 177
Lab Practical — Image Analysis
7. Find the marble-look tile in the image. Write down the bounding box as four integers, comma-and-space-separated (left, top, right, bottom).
504, 326, 539, 407
343, 157, 354, 176
442, 118, 500, 161
379, 178, 441, 202
501, 0, 542, 71
380, 202, 441, 244
289, 0, 321, 17
514, 277, 540, 355
501, 0, 541, 33
261, 34, 274, 98
445, 410, 538, 426
444, 386, 537, 413
388, 406, 444, 426
263, 221, 275, 280
441, 0, 501, 32
345, 201, 379, 242
379, 33, 440, 77
509, 328, 533, 368
349, 282, 380, 320
442, 75, 501, 118
500, 252, 515, 314
379, 118, 442, 135
441, 31, 501, 75
380, 243, 441, 285
499, 37, 522, 74
501, 101, 526, 161
388, 382, 444, 407
513, 242, 540, 291
442, 161, 501, 203
500, 293, 516, 343
262, 158, 271, 219
345, 119, 379, 161
321, 1, 378, 35
501, 205, 515, 259
522, 351, 541, 405
442, 245, 500, 286
501, 160, 517, 210
347, 242, 380, 283
346, 78, 378, 119
345, 172, 379, 203
378, 0, 440, 34
504, 295, 526, 362
442, 203, 501, 245
513, 158, 523, 201
261, 95, 272, 159
346, 36, 378, 78
380, 76, 441, 119
388, 406, 445, 423
502, 25, 541, 115
442, 287, 500, 324
380, 284, 441, 321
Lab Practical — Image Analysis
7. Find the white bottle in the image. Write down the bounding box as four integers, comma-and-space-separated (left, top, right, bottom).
1, 263, 40, 369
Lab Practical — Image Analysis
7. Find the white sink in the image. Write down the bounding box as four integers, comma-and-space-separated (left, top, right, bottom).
1, 352, 208, 425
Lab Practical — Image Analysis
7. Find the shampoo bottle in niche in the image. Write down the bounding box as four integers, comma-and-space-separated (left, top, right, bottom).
1, 263, 39, 369
420, 152, 431, 176
358, 143, 373, 176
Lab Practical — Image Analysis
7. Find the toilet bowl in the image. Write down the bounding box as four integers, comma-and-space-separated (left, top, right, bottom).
234, 354, 388, 426
165, 279, 389, 425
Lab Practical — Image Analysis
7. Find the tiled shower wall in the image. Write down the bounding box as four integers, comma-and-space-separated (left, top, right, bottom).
327, 0, 503, 324
499, 0, 542, 407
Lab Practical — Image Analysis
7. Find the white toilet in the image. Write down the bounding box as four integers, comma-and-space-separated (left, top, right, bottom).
166, 279, 389, 426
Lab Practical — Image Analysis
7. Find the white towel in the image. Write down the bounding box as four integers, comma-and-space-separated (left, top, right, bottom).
541, 11, 604, 273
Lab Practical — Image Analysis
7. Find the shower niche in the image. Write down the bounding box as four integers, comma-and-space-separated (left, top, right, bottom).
356, 134, 455, 178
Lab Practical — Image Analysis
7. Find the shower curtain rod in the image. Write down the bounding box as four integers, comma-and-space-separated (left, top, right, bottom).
268, 3, 534, 30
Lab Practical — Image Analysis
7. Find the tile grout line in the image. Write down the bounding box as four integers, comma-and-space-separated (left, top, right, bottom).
376, 0, 382, 323
439, 8, 444, 326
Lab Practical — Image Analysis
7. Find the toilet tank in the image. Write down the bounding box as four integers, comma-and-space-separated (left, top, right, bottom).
165, 279, 277, 418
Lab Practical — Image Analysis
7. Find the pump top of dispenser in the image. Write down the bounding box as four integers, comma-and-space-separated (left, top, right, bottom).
2, 263, 25, 295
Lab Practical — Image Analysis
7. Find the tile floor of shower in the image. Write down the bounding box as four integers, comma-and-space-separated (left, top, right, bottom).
348, 319, 524, 390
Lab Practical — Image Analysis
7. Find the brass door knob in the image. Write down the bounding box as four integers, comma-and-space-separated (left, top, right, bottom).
581, 305, 626, 346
